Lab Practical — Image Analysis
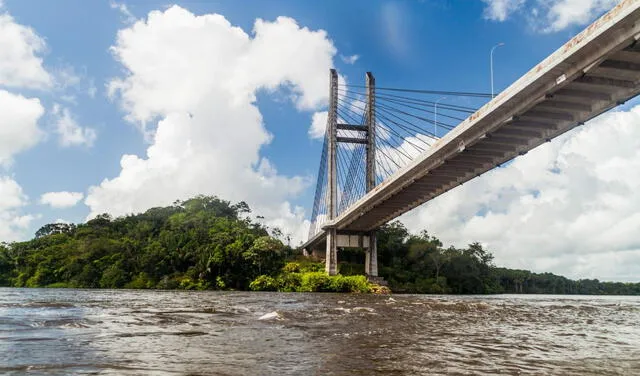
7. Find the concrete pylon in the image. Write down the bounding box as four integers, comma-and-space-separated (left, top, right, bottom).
365, 72, 378, 278
325, 228, 338, 275
365, 231, 378, 277
325, 69, 339, 276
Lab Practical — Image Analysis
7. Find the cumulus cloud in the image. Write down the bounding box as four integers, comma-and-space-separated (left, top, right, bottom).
543, 0, 619, 32
309, 111, 328, 139
52, 104, 97, 147
482, 0, 525, 21
0, 90, 45, 166
89, 6, 339, 244
481, 0, 621, 33
0, 12, 51, 89
401, 105, 640, 281
0, 176, 35, 241
40, 191, 84, 209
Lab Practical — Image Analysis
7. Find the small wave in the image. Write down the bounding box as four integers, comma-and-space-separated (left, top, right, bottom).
258, 311, 281, 321
115, 330, 208, 338
23, 302, 76, 309
352, 307, 375, 313
29, 319, 95, 329
426, 301, 492, 312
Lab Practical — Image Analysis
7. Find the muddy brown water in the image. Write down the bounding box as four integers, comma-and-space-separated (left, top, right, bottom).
1, 288, 639, 375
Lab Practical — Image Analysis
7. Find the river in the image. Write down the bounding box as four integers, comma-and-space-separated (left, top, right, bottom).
1, 288, 639, 375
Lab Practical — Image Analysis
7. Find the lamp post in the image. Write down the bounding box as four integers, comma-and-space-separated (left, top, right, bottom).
434, 96, 446, 139
491, 42, 505, 98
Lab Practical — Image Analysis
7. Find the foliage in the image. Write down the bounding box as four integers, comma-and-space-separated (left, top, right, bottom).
249, 275, 278, 291
376, 221, 640, 295
0, 196, 288, 290
248, 262, 373, 293
2, 196, 638, 295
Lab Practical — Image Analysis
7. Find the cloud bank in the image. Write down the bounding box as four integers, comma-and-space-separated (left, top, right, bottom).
88, 6, 338, 244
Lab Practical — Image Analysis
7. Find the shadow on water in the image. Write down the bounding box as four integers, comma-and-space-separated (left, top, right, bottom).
1, 288, 639, 375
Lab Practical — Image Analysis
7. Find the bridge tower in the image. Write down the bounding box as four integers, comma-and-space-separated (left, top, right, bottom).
323, 69, 379, 277
325, 69, 338, 275
364, 72, 378, 277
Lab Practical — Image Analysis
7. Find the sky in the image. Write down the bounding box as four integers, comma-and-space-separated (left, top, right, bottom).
0, 0, 638, 281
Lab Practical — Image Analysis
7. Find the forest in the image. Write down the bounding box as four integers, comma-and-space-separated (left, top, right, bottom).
0, 195, 638, 295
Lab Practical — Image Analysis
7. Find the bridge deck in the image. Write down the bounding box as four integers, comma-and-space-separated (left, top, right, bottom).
304, 0, 640, 250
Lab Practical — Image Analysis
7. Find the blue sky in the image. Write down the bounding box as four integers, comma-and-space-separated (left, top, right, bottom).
2, 0, 639, 280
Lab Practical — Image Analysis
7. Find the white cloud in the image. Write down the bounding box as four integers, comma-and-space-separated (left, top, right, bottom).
401, 105, 640, 281
52, 104, 97, 147
377, 133, 435, 175
340, 54, 359, 64
0, 13, 51, 89
0, 90, 45, 166
40, 191, 84, 209
482, 0, 525, 21
0, 176, 35, 241
89, 6, 339, 244
309, 111, 327, 139
110, 1, 136, 24
543, 0, 619, 32
481, 0, 620, 33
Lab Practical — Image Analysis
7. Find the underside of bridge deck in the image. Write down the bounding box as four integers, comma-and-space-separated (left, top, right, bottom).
342, 38, 640, 232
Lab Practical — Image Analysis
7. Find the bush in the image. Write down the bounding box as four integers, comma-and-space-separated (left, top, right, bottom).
125, 272, 154, 289
46, 282, 70, 288
277, 272, 302, 292
156, 275, 180, 289
299, 272, 332, 292
282, 262, 301, 273
249, 275, 278, 291
179, 276, 209, 290
285, 261, 324, 273
330, 275, 371, 293
100, 264, 128, 288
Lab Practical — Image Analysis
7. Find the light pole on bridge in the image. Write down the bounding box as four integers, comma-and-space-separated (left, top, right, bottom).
490, 42, 505, 98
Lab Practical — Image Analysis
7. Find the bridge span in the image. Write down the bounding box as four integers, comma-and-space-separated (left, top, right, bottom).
303, 0, 640, 276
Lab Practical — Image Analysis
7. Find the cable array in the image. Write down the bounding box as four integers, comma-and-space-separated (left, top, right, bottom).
308, 83, 489, 239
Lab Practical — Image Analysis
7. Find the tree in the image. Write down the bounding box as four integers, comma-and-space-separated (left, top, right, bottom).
35, 223, 76, 238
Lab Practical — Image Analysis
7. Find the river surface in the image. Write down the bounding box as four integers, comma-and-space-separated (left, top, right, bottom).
1, 289, 639, 375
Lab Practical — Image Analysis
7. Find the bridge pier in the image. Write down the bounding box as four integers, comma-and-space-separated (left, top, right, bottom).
325, 228, 338, 275
365, 231, 378, 277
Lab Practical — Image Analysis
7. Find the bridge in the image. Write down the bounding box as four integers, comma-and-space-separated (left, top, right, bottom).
302, 0, 640, 277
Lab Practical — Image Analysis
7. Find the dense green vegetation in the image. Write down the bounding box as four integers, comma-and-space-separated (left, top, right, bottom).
0, 196, 290, 290
0, 195, 638, 295
366, 221, 640, 295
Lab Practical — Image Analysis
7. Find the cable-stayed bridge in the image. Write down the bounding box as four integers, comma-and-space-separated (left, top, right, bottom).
303, 0, 640, 277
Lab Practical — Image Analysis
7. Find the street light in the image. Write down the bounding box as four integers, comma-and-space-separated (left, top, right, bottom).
490, 42, 505, 98
434, 96, 446, 139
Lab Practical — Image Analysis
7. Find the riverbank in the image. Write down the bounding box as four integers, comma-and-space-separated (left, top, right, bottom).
1, 195, 638, 295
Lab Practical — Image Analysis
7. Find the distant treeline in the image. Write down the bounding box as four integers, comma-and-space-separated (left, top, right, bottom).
0, 195, 637, 295
362, 221, 640, 295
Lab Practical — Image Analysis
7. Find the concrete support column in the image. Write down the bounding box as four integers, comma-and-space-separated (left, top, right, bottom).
324, 69, 339, 276
366, 72, 376, 192
365, 231, 378, 277
325, 228, 338, 275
